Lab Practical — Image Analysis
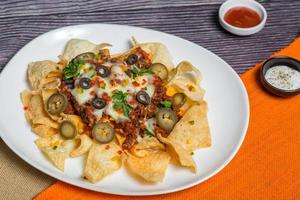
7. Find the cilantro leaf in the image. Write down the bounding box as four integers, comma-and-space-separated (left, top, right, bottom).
160, 100, 172, 109
139, 68, 154, 75
63, 60, 80, 79
132, 66, 139, 75
122, 104, 133, 117
144, 128, 155, 137
113, 102, 123, 110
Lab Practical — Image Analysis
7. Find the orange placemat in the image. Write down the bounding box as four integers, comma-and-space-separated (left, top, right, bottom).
35, 37, 300, 200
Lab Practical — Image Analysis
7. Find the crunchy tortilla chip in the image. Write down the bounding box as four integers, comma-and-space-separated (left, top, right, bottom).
40, 77, 61, 90
84, 140, 122, 183
35, 134, 76, 171
21, 90, 35, 123
70, 134, 93, 157
28, 61, 61, 90
157, 134, 196, 172
169, 102, 211, 152
137, 42, 174, 70
126, 151, 170, 182
62, 39, 111, 61
32, 124, 57, 138
175, 61, 202, 85
131, 136, 165, 157
29, 93, 59, 128
168, 61, 205, 101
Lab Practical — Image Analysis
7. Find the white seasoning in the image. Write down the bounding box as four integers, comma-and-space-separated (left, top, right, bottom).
265, 65, 300, 90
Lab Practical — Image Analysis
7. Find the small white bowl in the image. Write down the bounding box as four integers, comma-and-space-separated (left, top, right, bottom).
219, 0, 267, 36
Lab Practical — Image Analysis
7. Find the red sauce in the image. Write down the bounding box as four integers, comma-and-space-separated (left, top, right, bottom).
224, 7, 261, 28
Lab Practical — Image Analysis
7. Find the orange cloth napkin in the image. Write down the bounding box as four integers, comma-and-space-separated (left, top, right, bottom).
35, 37, 300, 200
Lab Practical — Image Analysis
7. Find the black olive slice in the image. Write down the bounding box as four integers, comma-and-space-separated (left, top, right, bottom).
136, 91, 150, 105
74, 52, 95, 63
96, 65, 110, 78
92, 98, 106, 109
59, 120, 77, 139
126, 54, 138, 65
47, 93, 68, 115
156, 108, 178, 132
79, 77, 91, 89
172, 93, 187, 107
149, 63, 169, 81
92, 122, 115, 144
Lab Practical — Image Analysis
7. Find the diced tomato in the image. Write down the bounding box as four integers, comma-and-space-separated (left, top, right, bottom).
132, 81, 140, 87
89, 91, 95, 96
91, 79, 96, 86
102, 93, 112, 102
153, 76, 162, 86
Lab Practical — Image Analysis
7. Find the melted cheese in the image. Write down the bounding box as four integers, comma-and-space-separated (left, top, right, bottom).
71, 61, 157, 122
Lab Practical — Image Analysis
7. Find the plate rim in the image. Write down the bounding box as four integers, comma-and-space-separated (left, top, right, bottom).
0, 23, 250, 196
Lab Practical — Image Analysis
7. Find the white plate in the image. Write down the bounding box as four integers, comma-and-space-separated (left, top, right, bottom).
0, 24, 249, 196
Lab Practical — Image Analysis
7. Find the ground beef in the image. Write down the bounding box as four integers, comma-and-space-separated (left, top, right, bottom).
60, 82, 96, 128
115, 79, 170, 150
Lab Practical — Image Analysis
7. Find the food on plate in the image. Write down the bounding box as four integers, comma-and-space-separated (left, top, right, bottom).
21, 38, 211, 183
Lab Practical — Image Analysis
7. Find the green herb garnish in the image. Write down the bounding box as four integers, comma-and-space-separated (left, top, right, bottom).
188, 120, 195, 125
139, 68, 154, 75
132, 66, 139, 75
64, 60, 80, 80
52, 145, 58, 150
144, 128, 155, 137
159, 100, 172, 109
190, 152, 194, 155
112, 90, 132, 116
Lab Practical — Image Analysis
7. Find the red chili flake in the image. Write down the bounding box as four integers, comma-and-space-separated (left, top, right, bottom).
23, 106, 28, 111
89, 91, 95, 96
117, 150, 123, 155
141, 79, 147, 85
105, 145, 110, 150
132, 81, 140, 87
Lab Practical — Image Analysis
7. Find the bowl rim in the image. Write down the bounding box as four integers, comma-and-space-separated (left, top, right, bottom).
260, 56, 300, 95
218, 0, 267, 32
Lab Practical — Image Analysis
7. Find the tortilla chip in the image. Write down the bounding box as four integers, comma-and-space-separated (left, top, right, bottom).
32, 124, 57, 138
126, 151, 170, 182
28, 61, 61, 90
157, 134, 196, 172
175, 61, 202, 85
21, 90, 35, 123
29, 93, 59, 128
63, 39, 111, 61
137, 42, 174, 70
131, 136, 165, 157
35, 134, 76, 171
84, 140, 122, 183
169, 102, 211, 152
70, 134, 93, 157
168, 61, 205, 101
